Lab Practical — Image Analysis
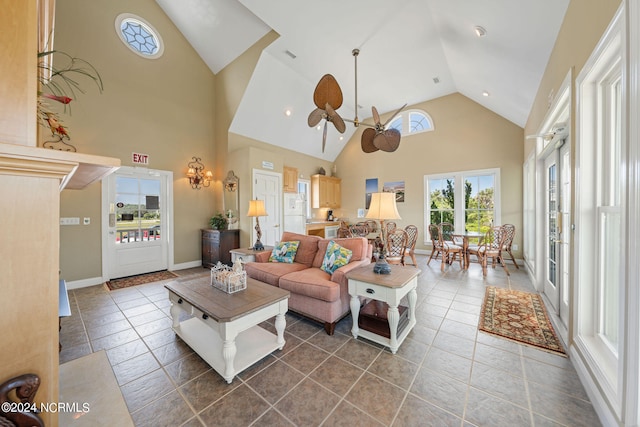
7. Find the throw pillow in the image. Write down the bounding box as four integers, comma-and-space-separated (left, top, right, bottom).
269, 240, 300, 263
321, 240, 353, 274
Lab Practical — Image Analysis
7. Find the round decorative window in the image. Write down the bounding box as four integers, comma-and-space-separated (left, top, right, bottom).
115, 13, 164, 59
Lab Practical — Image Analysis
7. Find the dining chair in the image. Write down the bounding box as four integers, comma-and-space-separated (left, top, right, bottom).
403, 225, 418, 266
430, 223, 464, 271
500, 224, 519, 269
439, 222, 463, 245
386, 228, 409, 265
467, 226, 510, 276
337, 220, 352, 238
349, 224, 369, 237
385, 221, 397, 234
364, 220, 378, 234
427, 223, 442, 265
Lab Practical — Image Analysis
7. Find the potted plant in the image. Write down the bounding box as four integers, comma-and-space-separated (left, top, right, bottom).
209, 213, 228, 230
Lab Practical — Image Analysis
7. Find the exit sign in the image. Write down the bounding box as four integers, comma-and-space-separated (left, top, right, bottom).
132, 152, 149, 165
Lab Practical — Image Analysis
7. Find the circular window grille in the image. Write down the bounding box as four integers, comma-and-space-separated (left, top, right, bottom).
115, 13, 164, 59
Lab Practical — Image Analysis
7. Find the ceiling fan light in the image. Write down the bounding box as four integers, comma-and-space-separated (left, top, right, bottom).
474, 26, 487, 37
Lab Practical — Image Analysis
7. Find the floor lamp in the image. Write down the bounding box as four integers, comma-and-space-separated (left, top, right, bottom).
366, 192, 402, 274
247, 199, 267, 250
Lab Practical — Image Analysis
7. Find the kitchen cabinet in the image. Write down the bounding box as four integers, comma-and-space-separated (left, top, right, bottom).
283, 166, 298, 193
311, 174, 341, 208
202, 229, 240, 267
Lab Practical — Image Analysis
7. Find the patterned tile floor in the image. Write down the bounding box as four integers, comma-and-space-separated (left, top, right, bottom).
59, 256, 602, 426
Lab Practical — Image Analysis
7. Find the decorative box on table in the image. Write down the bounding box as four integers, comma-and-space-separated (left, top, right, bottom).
210, 262, 246, 293
358, 300, 409, 339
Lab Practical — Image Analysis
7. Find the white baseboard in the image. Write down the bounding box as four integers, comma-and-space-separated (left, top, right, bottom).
570, 345, 619, 427
66, 261, 203, 290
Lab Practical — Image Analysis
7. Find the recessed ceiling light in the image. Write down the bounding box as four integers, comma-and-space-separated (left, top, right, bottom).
482, 91, 490, 97
474, 26, 487, 37
284, 109, 292, 117
316, 125, 322, 130
339, 136, 344, 141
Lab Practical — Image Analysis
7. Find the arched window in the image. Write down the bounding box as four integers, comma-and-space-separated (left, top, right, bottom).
387, 109, 434, 135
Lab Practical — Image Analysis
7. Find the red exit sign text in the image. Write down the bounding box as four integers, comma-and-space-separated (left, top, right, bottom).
132, 152, 149, 165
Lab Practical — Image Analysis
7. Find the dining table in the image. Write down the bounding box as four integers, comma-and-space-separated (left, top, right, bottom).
452, 231, 485, 269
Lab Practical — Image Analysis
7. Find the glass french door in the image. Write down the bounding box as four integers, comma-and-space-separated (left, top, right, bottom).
543, 142, 570, 325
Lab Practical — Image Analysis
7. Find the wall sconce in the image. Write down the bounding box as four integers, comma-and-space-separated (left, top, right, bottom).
186, 156, 212, 189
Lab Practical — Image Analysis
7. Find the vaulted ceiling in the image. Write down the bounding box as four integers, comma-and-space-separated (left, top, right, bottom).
156, 0, 570, 161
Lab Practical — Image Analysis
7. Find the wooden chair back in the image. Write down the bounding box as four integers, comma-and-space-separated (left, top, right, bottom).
386, 229, 409, 265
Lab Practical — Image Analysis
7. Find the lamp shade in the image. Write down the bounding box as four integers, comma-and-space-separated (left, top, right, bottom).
247, 199, 267, 217
365, 192, 401, 220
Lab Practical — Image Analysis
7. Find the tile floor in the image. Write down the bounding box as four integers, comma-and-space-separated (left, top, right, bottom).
59, 256, 602, 426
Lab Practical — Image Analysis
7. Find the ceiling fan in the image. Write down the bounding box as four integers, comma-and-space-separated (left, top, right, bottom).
344, 48, 407, 153
307, 74, 346, 153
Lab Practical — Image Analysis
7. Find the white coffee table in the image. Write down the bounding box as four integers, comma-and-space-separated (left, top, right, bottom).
165, 276, 289, 383
347, 264, 420, 354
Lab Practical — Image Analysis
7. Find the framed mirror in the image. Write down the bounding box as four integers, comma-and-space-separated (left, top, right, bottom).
223, 170, 239, 228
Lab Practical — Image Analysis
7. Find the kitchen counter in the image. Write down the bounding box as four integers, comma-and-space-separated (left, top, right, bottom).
306, 221, 340, 238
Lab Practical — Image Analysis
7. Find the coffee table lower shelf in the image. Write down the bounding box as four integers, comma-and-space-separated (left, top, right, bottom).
173, 318, 280, 383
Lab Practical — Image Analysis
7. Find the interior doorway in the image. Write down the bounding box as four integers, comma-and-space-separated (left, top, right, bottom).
252, 169, 282, 247
102, 167, 173, 279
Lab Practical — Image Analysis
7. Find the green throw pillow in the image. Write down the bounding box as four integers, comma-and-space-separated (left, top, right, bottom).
321, 240, 353, 274
269, 240, 300, 263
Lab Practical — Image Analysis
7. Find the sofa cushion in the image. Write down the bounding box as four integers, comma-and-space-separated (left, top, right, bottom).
269, 240, 300, 263
313, 237, 369, 268
320, 240, 353, 274
279, 269, 340, 302
280, 232, 321, 267
244, 262, 308, 287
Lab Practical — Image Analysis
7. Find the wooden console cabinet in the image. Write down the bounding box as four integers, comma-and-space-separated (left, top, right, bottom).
311, 174, 341, 208
202, 229, 240, 267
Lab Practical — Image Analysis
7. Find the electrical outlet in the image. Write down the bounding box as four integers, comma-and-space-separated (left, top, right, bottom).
512, 243, 518, 251
83, 217, 90, 225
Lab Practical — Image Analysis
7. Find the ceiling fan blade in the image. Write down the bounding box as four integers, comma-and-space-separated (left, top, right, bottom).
322, 121, 328, 153
308, 108, 324, 127
361, 128, 379, 153
382, 103, 408, 127
372, 106, 381, 125
325, 103, 346, 133
313, 74, 343, 110
373, 128, 401, 152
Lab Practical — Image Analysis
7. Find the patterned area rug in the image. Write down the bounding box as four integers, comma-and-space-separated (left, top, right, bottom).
106, 270, 178, 291
479, 286, 566, 356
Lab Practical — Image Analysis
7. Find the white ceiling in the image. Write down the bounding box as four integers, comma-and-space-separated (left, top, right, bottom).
157, 0, 570, 161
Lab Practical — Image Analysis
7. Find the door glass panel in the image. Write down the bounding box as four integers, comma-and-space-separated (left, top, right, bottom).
115, 176, 161, 244
547, 164, 557, 287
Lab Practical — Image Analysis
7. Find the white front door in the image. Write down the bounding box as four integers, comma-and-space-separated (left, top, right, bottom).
253, 170, 282, 246
102, 167, 173, 279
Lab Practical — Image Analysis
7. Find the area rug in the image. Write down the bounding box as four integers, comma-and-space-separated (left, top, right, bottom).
106, 270, 178, 291
479, 286, 566, 356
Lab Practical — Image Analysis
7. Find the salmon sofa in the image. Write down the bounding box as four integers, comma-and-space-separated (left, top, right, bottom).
244, 231, 372, 335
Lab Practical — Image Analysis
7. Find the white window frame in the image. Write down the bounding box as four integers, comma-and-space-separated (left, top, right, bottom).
388, 109, 434, 136
423, 168, 501, 245
574, 5, 625, 417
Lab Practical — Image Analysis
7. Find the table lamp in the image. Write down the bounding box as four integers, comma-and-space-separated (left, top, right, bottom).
247, 199, 268, 250
366, 192, 401, 274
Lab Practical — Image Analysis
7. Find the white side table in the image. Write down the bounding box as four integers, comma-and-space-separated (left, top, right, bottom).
230, 246, 274, 263
347, 264, 420, 354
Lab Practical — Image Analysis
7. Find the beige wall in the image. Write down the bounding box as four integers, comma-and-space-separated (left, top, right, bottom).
227, 134, 334, 247
524, 0, 621, 154
54, 0, 217, 280
336, 93, 524, 254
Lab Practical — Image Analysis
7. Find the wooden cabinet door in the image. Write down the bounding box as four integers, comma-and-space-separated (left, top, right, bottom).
283, 166, 298, 193
312, 174, 341, 208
